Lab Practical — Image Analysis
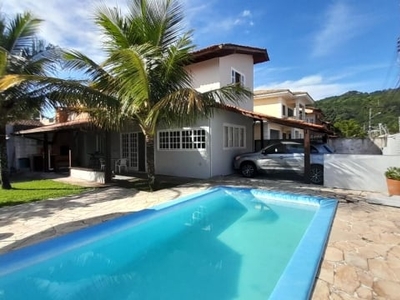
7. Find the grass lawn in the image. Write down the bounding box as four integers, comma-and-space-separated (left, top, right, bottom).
0, 180, 88, 207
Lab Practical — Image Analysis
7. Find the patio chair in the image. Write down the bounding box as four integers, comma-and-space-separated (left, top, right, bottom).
115, 158, 128, 174
99, 158, 106, 171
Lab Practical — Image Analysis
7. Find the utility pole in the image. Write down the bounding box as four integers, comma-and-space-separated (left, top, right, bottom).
368, 108, 381, 138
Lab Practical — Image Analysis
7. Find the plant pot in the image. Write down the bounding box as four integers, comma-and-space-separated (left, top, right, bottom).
386, 178, 400, 196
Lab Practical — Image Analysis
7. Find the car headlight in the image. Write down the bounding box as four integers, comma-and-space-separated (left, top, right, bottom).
234, 156, 241, 161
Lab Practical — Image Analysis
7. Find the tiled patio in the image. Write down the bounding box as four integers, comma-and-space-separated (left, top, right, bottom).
0, 175, 399, 299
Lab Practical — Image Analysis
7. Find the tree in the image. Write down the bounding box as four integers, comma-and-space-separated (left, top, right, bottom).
334, 119, 367, 138
0, 11, 57, 189
16, 0, 251, 189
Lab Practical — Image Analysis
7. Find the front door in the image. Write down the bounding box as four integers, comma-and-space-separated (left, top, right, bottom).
121, 132, 139, 171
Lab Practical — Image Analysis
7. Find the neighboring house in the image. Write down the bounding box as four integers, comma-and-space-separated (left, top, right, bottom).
14, 44, 270, 179
305, 107, 324, 125
6, 120, 43, 172
253, 89, 315, 140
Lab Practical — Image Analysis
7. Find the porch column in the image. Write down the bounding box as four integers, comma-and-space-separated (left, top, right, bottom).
295, 101, 300, 120
303, 129, 311, 184
259, 119, 264, 149
104, 130, 112, 184
43, 133, 49, 172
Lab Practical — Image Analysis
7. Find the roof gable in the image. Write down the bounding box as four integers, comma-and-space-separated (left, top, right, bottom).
191, 43, 269, 65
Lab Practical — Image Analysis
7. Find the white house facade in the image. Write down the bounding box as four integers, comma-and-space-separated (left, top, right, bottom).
13, 44, 269, 180
155, 44, 268, 178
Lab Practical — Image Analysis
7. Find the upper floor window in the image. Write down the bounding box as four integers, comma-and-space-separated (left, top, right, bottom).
231, 69, 245, 86
287, 108, 294, 117
282, 104, 286, 116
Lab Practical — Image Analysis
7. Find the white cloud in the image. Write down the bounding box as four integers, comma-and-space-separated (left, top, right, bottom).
242, 10, 251, 17
2, 0, 128, 63
255, 75, 355, 100
312, 1, 366, 57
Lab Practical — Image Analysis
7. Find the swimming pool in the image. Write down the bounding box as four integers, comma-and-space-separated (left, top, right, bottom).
0, 186, 337, 299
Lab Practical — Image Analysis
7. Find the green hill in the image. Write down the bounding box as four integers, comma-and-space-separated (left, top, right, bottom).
315, 89, 400, 135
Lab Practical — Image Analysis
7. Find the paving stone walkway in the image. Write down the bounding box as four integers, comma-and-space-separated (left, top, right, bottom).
1, 175, 399, 299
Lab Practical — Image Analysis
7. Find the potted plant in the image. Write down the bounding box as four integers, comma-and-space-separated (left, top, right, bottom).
385, 167, 400, 196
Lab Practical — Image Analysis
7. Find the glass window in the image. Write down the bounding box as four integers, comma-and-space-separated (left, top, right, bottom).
231, 69, 245, 86
223, 124, 246, 149
286, 144, 304, 153
158, 129, 206, 151
264, 144, 286, 154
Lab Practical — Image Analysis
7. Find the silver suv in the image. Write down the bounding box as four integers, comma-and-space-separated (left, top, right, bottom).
233, 141, 333, 184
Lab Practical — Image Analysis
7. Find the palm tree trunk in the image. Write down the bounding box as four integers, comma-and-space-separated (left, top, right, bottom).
145, 133, 156, 191
0, 126, 11, 189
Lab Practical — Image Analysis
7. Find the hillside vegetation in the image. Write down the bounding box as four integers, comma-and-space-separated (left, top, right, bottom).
315, 89, 400, 136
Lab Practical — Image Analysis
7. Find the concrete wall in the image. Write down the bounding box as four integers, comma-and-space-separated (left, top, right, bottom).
6, 124, 40, 171
382, 134, 400, 155
70, 168, 105, 183
324, 154, 400, 193
329, 138, 382, 154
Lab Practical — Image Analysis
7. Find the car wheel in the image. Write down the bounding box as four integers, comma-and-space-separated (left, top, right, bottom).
310, 165, 324, 185
241, 162, 256, 178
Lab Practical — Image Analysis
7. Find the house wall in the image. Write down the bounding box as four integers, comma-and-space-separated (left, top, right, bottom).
187, 54, 254, 111
187, 58, 221, 92
210, 109, 254, 177
155, 119, 211, 178
324, 154, 400, 193
254, 98, 282, 117
6, 125, 42, 171
219, 54, 254, 111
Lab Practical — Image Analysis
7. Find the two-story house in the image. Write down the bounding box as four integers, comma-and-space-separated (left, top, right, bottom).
14, 44, 270, 179
253, 89, 315, 141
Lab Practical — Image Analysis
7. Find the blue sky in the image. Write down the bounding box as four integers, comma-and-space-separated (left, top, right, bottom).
3, 0, 400, 100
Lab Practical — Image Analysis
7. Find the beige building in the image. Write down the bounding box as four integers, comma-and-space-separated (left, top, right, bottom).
253, 89, 316, 140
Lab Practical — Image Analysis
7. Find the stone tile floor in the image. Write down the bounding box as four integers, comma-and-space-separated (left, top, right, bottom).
0, 174, 399, 299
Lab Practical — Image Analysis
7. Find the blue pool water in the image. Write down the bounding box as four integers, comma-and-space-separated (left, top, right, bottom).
0, 186, 337, 300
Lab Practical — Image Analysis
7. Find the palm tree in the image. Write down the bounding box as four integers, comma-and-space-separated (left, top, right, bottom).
2, 0, 251, 189
91, 0, 252, 188
0, 11, 58, 189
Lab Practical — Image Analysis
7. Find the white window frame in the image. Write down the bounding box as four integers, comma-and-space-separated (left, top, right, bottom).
158, 128, 207, 151
223, 124, 246, 149
231, 68, 245, 86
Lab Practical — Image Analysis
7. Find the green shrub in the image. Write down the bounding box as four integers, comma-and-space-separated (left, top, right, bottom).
385, 167, 400, 181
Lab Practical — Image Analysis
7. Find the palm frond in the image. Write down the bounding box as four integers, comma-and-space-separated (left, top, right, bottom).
62, 49, 113, 86
5, 12, 42, 54
105, 44, 159, 112
0, 47, 7, 76
94, 5, 130, 52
